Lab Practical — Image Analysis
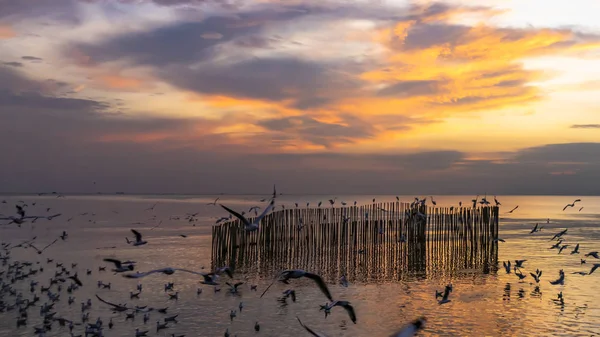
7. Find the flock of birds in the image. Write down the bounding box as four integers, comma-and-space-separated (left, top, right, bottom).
0, 191, 598, 336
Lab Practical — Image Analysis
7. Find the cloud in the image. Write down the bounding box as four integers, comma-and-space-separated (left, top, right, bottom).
22, 56, 43, 62
258, 115, 374, 147
162, 57, 362, 109
0, 70, 598, 195
571, 124, 600, 129
2, 62, 23, 67
70, 4, 326, 67
0, 25, 16, 39
377, 80, 447, 97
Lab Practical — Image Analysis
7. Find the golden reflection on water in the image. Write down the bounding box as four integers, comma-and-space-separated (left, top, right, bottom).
0, 195, 599, 336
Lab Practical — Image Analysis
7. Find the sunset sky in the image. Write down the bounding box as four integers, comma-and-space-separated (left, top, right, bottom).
1, 0, 599, 194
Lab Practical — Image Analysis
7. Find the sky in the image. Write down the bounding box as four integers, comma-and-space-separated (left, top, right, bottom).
1, 0, 600, 195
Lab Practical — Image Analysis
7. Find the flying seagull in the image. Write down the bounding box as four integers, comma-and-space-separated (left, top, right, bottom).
127, 229, 147, 246
103, 258, 135, 273
320, 300, 357, 323
123, 267, 208, 279
220, 200, 275, 232
389, 317, 427, 337
261, 269, 332, 301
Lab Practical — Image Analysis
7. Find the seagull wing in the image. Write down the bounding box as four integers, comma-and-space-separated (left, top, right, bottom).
339, 302, 357, 323
28, 243, 42, 254
103, 258, 123, 269
69, 275, 83, 286
95, 295, 127, 310
260, 272, 282, 298
296, 317, 327, 337
590, 264, 600, 275
173, 268, 204, 276
126, 268, 171, 278
131, 229, 143, 242
303, 272, 333, 301
41, 239, 58, 252
255, 200, 275, 223
219, 205, 250, 227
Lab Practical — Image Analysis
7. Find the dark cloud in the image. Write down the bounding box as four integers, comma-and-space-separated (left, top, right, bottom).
258, 115, 374, 147
72, 5, 326, 67
22, 56, 43, 61
2, 62, 23, 67
378, 80, 446, 97
571, 124, 600, 129
0, 0, 78, 23
396, 24, 470, 51
162, 57, 362, 109
513, 143, 600, 165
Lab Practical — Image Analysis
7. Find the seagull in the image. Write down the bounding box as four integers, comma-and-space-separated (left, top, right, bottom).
549, 270, 565, 285
530, 223, 540, 234
320, 300, 357, 323
562, 203, 576, 211
503, 261, 511, 274
515, 260, 526, 268
156, 321, 169, 332
95, 295, 130, 312
261, 270, 332, 301
340, 275, 349, 287
220, 200, 274, 232
550, 240, 564, 250
390, 317, 427, 337
68, 274, 83, 286
207, 197, 220, 206
514, 267, 527, 281
123, 267, 207, 279
135, 328, 149, 337
437, 284, 452, 304
103, 258, 135, 273
530, 269, 542, 283
226, 282, 244, 294
589, 264, 600, 275
494, 196, 501, 206
585, 251, 599, 259
571, 244, 580, 254
507, 206, 519, 213
558, 245, 569, 254
430, 196, 436, 206
127, 229, 147, 246
280, 289, 296, 303
28, 239, 58, 255
296, 317, 327, 337
145, 203, 158, 211
551, 229, 568, 241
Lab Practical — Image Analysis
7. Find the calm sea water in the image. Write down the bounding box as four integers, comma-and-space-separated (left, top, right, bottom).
0, 194, 599, 336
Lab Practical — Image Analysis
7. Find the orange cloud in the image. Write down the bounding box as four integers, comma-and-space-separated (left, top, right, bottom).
0, 25, 15, 39
98, 74, 144, 90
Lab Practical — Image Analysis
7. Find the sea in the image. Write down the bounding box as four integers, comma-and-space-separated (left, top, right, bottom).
0, 194, 599, 337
